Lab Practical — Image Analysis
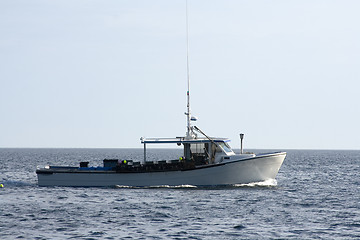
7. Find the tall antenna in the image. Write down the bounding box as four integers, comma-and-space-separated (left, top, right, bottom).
185, 0, 192, 139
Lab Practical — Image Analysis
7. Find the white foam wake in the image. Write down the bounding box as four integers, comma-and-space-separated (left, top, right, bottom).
233, 179, 277, 187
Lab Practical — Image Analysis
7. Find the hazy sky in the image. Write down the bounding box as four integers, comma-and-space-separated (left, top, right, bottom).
1, 0, 359, 149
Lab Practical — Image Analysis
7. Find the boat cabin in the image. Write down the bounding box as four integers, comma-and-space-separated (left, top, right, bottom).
140, 137, 235, 166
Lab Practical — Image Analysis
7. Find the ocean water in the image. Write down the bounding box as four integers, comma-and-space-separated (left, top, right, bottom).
0, 148, 359, 239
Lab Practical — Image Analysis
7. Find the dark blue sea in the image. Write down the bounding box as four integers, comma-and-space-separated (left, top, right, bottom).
0, 148, 359, 239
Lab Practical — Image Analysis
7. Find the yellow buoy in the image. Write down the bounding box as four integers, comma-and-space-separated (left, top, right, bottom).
0, 184, 4, 188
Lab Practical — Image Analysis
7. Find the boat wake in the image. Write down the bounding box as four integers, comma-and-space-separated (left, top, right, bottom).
233, 179, 277, 188
114, 180, 277, 189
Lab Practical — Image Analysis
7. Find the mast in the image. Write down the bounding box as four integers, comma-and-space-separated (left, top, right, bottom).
185, 0, 193, 139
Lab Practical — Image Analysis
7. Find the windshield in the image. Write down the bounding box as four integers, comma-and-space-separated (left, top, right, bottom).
218, 142, 233, 153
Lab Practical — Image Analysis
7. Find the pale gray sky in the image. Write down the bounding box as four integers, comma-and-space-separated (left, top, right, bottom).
1, 0, 359, 149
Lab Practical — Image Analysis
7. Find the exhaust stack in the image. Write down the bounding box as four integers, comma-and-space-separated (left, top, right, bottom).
240, 133, 244, 154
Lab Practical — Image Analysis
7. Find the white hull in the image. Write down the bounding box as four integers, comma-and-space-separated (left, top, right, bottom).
37, 152, 286, 187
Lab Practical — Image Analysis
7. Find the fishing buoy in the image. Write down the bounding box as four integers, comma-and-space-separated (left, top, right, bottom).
0, 184, 4, 188
123, 160, 127, 164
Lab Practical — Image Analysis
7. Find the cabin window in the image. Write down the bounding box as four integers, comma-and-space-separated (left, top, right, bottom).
218, 142, 233, 153
190, 143, 205, 154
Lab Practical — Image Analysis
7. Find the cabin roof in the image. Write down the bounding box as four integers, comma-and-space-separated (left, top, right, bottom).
141, 137, 230, 144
